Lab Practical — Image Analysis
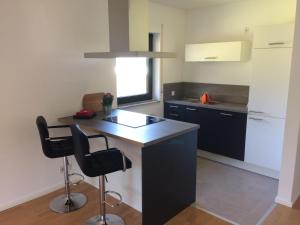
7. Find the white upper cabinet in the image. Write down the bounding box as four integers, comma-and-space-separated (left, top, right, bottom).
253, 23, 294, 49
185, 41, 251, 62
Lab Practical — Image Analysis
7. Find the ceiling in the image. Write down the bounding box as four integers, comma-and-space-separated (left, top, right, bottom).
150, 0, 243, 9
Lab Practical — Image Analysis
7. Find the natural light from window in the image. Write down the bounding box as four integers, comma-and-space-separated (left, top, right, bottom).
115, 58, 148, 98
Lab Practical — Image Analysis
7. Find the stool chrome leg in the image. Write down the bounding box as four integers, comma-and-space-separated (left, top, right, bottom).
49, 157, 87, 213
85, 176, 124, 225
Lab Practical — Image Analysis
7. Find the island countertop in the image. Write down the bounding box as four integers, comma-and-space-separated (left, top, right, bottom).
58, 109, 199, 147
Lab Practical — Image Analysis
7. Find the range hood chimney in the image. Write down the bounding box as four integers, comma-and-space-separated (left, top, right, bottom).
84, 0, 176, 59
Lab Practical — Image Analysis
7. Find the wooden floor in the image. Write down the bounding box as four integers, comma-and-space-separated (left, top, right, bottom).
3, 182, 300, 225
0, 183, 230, 225
263, 197, 300, 225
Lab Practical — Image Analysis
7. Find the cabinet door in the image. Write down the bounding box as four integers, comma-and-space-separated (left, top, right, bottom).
245, 116, 285, 171
197, 108, 219, 152
182, 106, 200, 124
198, 108, 247, 161
248, 48, 292, 118
253, 23, 294, 49
182, 106, 202, 148
185, 41, 250, 62
216, 111, 247, 161
164, 103, 184, 121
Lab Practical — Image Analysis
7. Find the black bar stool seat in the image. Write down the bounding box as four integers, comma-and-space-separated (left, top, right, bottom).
82, 148, 131, 177
71, 124, 132, 225
48, 138, 73, 158
36, 116, 87, 213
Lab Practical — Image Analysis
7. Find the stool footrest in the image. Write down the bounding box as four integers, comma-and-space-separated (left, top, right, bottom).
104, 191, 123, 208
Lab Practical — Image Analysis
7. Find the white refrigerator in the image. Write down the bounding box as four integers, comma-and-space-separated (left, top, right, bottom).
245, 23, 294, 173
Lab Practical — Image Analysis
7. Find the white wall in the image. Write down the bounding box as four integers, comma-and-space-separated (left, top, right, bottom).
277, 0, 300, 207
149, 2, 186, 84
127, 2, 186, 116
0, 0, 185, 211
0, 0, 114, 211
183, 0, 296, 85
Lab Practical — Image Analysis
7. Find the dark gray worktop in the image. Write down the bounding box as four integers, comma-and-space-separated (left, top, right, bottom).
166, 100, 248, 113
163, 82, 249, 105
58, 109, 199, 147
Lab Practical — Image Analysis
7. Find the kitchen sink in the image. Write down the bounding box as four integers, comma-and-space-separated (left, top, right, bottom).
184, 98, 200, 103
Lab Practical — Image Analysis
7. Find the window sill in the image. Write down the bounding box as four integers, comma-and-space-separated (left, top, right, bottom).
117, 100, 161, 109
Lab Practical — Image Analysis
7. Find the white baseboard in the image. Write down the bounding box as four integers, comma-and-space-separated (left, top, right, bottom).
291, 190, 300, 206
275, 196, 293, 208
0, 182, 64, 212
275, 190, 300, 208
198, 150, 280, 179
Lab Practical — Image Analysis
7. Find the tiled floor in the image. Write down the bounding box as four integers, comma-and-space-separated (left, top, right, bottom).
196, 157, 278, 225
0, 167, 299, 225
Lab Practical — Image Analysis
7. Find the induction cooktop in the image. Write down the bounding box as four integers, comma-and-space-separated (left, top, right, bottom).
103, 111, 165, 128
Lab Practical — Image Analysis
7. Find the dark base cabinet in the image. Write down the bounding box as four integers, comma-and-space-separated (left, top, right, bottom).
198, 109, 247, 161
142, 130, 197, 225
164, 102, 247, 161
164, 103, 184, 121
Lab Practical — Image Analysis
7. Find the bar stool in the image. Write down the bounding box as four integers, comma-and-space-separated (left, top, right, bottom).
36, 116, 89, 213
70, 124, 132, 225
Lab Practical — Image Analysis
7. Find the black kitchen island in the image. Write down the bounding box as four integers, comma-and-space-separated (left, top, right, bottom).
59, 110, 199, 225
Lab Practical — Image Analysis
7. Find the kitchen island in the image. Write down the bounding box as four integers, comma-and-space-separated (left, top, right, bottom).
59, 109, 199, 225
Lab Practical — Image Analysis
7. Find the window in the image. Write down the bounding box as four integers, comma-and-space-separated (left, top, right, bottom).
116, 34, 154, 105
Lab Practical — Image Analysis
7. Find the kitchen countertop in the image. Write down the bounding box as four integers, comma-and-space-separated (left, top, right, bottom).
58, 109, 199, 147
166, 99, 248, 113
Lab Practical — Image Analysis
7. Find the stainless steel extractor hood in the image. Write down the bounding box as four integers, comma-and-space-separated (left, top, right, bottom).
84, 0, 176, 59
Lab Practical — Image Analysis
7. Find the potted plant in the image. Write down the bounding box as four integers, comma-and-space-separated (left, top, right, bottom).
102, 93, 114, 116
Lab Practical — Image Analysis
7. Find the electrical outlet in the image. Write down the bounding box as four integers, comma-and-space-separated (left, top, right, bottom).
59, 166, 65, 173
171, 90, 176, 96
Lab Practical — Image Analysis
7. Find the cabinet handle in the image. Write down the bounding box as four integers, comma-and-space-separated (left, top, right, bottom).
204, 56, 218, 60
169, 105, 178, 109
268, 42, 285, 46
220, 112, 233, 117
169, 113, 179, 117
249, 117, 264, 121
186, 108, 197, 111
249, 110, 264, 114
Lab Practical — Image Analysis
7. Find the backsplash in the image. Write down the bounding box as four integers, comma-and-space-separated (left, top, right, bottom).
163, 82, 249, 105
163, 82, 184, 100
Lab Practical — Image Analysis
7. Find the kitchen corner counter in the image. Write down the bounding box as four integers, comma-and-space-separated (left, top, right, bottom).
165, 99, 248, 113
58, 109, 199, 147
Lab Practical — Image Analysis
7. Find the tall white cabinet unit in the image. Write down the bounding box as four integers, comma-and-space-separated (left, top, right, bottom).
245, 23, 294, 176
